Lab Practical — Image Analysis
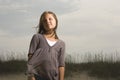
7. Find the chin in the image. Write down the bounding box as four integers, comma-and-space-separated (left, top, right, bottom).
49, 27, 55, 29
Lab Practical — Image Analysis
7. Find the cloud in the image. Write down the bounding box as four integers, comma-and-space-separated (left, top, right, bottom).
27, 0, 80, 14
0, 0, 81, 36
0, 34, 31, 51
58, 0, 120, 37
57, 0, 120, 52
0, 0, 80, 14
0, 0, 29, 15
0, 0, 120, 53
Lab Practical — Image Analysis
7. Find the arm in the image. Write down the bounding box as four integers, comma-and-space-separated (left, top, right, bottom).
27, 34, 39, 80
28, 34, 39, 61
58, 42, 65, 80
59, 67, 65, 80
28, 54, 33, 61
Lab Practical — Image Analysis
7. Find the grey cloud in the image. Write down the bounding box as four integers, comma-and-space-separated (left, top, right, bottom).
0, 0, 80, 36
0, 0, 120, 53
0, 0, 80, 14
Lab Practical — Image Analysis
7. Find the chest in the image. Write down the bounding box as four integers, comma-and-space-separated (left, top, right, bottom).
36, 35, 61, 53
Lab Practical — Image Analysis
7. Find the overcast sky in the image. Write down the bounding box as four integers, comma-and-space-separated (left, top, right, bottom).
0, 0, 120, 54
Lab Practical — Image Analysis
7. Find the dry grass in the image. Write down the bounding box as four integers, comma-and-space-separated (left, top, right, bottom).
0, 50, 120, 80
0, 60, 120, 80
0, 60, 26, 74
65, 62, 120, 79
0, 73, 27, 80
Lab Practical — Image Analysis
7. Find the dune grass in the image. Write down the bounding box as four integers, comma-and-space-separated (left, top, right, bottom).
0, 60, 120, 79
0, 60, 27, 74
65, 62, 120, 79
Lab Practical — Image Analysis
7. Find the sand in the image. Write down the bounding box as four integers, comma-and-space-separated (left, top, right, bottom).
0, 72, 116, 80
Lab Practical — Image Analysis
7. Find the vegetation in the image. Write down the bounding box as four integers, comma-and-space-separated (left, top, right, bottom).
65, 62, 120, 78
0, 50, 120, 79
0, 60, 120, 79
0, 60, 27, 74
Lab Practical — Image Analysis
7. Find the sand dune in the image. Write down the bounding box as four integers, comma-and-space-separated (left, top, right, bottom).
0, 72, 115, 80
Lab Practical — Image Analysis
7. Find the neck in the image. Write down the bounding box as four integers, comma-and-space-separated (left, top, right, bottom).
45, 29, 54, 34
44, 31, 55, 38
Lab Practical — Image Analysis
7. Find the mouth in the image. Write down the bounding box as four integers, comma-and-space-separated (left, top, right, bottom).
47, 23, 51, 25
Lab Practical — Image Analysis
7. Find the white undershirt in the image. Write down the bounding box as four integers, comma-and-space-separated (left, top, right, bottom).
46, 39, 57, 46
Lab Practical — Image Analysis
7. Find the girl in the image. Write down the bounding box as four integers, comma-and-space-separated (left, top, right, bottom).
27, 11, 65, 80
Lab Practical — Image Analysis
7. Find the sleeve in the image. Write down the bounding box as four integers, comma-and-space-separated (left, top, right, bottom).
28, 34, 39, 56
58, 42, 65, 67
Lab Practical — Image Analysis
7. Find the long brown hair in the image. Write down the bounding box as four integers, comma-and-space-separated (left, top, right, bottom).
38, 11, 58, 39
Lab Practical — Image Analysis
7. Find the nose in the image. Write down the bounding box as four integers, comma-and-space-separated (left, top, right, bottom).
46, 19, 50, 24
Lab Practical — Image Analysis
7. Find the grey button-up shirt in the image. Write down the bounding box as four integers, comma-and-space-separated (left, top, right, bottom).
27, 33, 65, 80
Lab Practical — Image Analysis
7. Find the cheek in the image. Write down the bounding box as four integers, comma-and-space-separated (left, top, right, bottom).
53, 22, 56, 27
53, 20, 56, 27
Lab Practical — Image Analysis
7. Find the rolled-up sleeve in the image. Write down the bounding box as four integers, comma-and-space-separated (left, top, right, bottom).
28, 34, 39, 56
58, 42, 65, 67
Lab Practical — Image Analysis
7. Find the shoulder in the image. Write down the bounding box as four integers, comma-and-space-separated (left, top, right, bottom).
32, 33, 43, 38
59, 39, 65, 47
30, 33, 43, 41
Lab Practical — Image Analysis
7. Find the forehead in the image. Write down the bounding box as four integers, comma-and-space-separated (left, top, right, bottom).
44, 13, 54, 19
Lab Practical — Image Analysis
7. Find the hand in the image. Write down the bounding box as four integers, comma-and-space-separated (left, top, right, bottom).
28, 76, 36, 80
28, 54, 33, 61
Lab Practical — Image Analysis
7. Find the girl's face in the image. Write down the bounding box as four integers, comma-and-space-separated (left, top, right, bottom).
43, 13, 56, 31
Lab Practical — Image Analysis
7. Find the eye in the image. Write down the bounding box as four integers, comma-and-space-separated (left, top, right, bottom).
49, 18, 52, 20
43, 19, 47, 22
